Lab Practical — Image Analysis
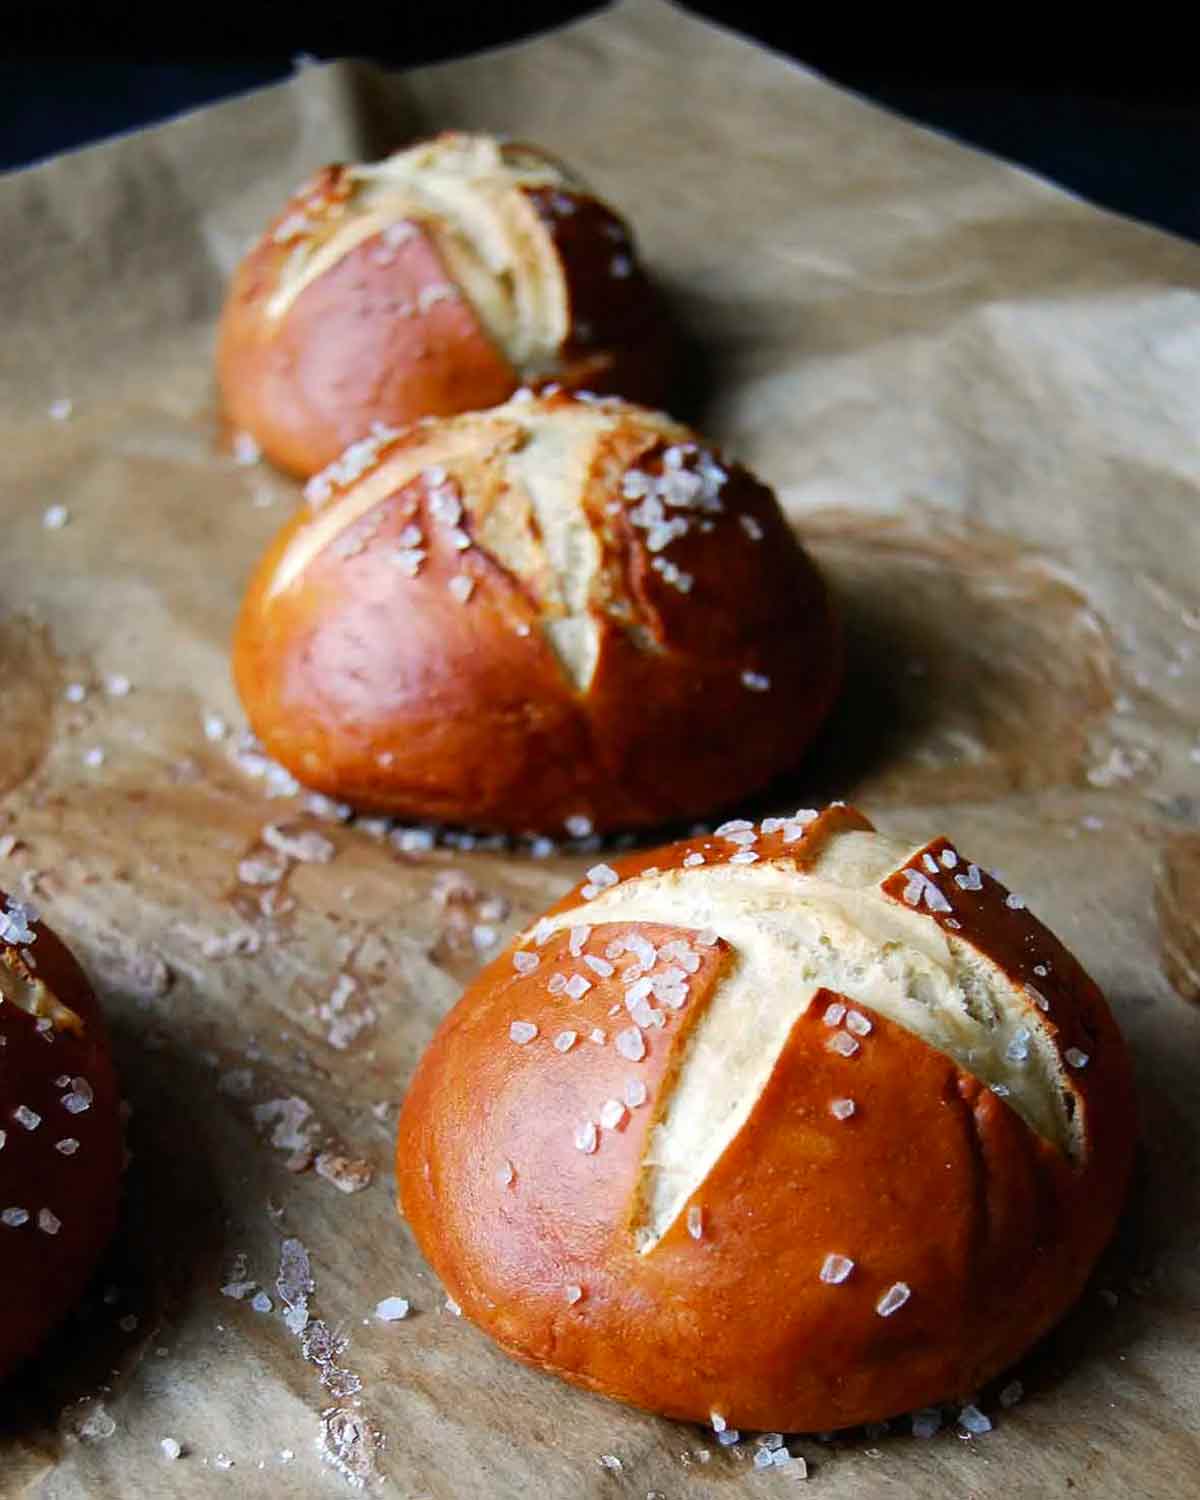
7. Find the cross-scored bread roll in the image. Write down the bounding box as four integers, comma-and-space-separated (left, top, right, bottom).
0, 893, 122, 1380
218, 131, 673, 477
233, 389, 841, 834
396, 805, 1135, 1431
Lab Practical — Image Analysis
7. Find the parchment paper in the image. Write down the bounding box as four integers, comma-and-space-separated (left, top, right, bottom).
2, 3, 1199, 1494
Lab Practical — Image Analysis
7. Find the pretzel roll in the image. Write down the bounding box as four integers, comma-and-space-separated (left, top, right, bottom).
232, 389, 840, 834
396, 805, 1136, 1431
217, 131, 673, 476
0, 893, 122, 1380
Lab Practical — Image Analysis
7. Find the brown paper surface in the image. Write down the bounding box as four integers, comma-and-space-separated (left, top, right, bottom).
2, 2, 1199, 1493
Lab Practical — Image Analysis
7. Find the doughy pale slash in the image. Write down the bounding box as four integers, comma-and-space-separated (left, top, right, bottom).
218, 132, 673, 477
396, 805, 1135, 1432
233, 389, 840, 834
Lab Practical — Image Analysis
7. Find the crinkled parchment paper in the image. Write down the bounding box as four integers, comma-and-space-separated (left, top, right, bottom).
2, 2, 1199, 1494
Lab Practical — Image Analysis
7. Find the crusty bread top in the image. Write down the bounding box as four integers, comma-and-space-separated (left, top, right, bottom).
521, 805, 1104, 1250
268, 391, 742, 696
261, 133, 583, 374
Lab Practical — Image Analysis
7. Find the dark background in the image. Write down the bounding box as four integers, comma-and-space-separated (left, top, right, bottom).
3, 1, 1198, 244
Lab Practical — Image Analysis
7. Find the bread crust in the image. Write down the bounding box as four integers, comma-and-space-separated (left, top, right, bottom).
217, 137, 673, 477
395, 806, 1136, 1430
0, 896, 123, 1380
233, 391, 841, 834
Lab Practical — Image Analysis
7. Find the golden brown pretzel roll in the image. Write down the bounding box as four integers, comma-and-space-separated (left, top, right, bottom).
217, 131, 673, 477
232, 389, 841, 835
0, 893, 122, 1381
395, 805, 1136, 1431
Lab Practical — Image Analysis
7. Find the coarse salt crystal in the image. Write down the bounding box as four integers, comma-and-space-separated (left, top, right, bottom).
820, 1253, 854, 1284
599, 1099, 626, 1130
512, 951, 539, 974
554, 1030, 577, 1052
586, 863, 619, 890
682, 852, 705, 867
741, 670, 771, 692
104, 674, 132, 697
547, 973, 568, 996
13, 1105, 41, 1130
615, 1027, 646, 1061
955, 864, 984, 892
589, 1028, 606, 1045
569, 924, 591, 956
55, 1137, 80, 1154
564, 814, 593, 838
710, 1411, 727, 1433
1065, 1047, 1090, 1068
729, 850, 758, 864
49, 398, 73, 421
1005, 893, 1026, 910
584, 954, 614, 977
565, 974, 592, 1001
509, 1021, 538, 1045
941, 848, 959, 868
83, 747, 106, 768
37, 1208, 61, 1235
447, 575, 474, 603
2, 1207, 29, 1227
714, 819, 754, 836
43, 505, 69, 529
375, 1297, 410, 1321
958, 1404, 992, 1435
687, 1205, 704, 1240
830, 1098, 856, 1120
845, 1010, 872, 1037
574, 1120, 598, 1154
496, 1159, 515, 1187
823, 1001, 846, 1026
565, 1284, 584, 1305
160, 1437, 182, 1460
624, 1077, 647, 1108
203, 712, 227, 742
922, 852, 940, 873
64, 681, 87, 703
739, 514, 764, 541
876, 1281, 911, 1317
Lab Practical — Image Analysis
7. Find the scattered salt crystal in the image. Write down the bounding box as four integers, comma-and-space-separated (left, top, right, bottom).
739, 514, 764, 541
1005, 893, 1026, 910
710, 1411, 727, 1433
49, 398, 73, 421
532, 917, 557, 946
565, 1284, 584, 1305
262, 823, 335, 863
43, 505, 69, 529
444, 1296, 462, 1316
845, 1010, 873, 1037
1005, 1028, 1031, 1064
574, 1120, 598, 1154
568, 924, 591, 956
616, 1026, 646, 1061
876, 1281, 911, 1317
716, 1429, 741, 1447
375, 1297, 410, 1321
554, 1029, 577, 1053
714, 819, 754, 836
472, 924, 498, 951
565, 814, 593, 838
624, 1077, 647, 1108
104, 673, 132, 697
823, 1001, 846, 1027
753, 1449, 775, 1470
682, 852, 705, 867
830, 1098, 856, 1120
509, 1021, 538, 1045
512, 951, 540, 975
911, 1408, 942, 1438
55, 1137, 80, 1154
38, 1208, 61, 1235
13, 1105, 41, 1130
827, 1031, 858, 1058
741, 670, 771, 692
729, 850, 758, 864
496, 1159, 515, 1187
222, 1280, 257, 1300
902, 867, 952, 912
812, 1250, 855, 1289
83, 746, 106, 768
589, 1028, 606, 1045
584, 954, 614, 977
598, 1453, 621, 1471
203, 713, 228, 742
2, 1207, 30, 1226
600, 1099, 626, 1130
214, 1453, 235, 1469
447, 575, 474, 603
160, 1437, 182, 1460
954, 864, 984, 892
958, 1404, 992, 1435
565, 974, 592, 1000
687, 1205, 704, 1240
314, 1151, 373, 1193
941, 848, 959, 869
251, 1292, 273, 1313
586, 863, 619, 890
1065, 1047, 1090, 1069
64, 681, 87, 703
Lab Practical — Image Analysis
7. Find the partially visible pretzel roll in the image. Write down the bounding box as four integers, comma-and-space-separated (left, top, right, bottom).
396, 805, 1136, 1431
0, 893, 122, 1380
232, 389, 840, 834
218, 132, 673, 476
